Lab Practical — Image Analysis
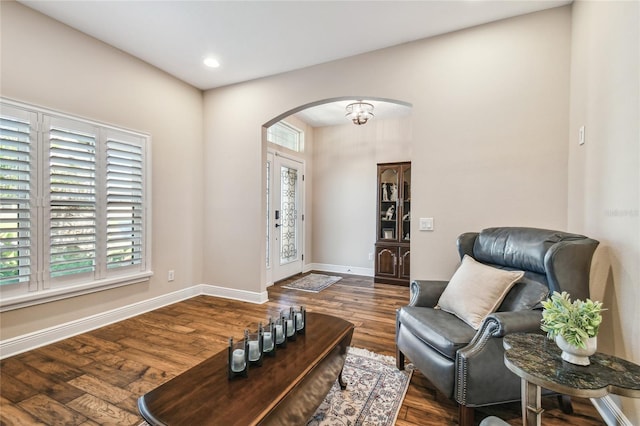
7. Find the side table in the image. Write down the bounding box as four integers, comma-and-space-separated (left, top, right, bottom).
503, 333, 640, 426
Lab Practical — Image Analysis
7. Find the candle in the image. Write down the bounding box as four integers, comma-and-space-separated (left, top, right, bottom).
275, 324, 284, 343
231, 348, 245, 372
248, 340, 260, 361
295, 312, 303, 330
286, 319, 294, 336
263, 331, 273, 351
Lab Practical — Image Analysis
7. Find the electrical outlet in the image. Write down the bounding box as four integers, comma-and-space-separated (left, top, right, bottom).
168, 270, 175, 282
368, 253, 374, 261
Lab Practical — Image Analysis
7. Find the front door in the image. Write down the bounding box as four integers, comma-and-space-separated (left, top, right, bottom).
271, 155, 304, 282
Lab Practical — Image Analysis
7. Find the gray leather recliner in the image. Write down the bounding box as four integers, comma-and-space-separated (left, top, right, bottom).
396, 227, 599, 426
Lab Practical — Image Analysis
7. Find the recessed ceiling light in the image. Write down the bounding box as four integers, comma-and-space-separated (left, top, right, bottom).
203, 57, 220, 68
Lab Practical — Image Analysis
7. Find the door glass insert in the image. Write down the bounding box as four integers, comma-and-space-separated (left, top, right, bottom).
280, 165, 298, 264
379, 168, 398, 240
402, 166, 411, 241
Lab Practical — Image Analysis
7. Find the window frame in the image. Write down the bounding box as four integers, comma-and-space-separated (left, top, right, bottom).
267, 121, 304, 152
0, 98, 152, 312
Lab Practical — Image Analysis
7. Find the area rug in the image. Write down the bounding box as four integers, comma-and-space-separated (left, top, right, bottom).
282, 273, 342, 293
307, 347, 413, 426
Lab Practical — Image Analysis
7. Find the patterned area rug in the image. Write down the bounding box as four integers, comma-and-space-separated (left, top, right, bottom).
282, 273, 342, 293
307, 347, 414, 426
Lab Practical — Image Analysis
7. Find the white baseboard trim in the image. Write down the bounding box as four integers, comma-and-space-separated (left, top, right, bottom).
591, 395, 633, 426
0, 283, 268, 359
304, 262, 374, 277
201, 284, 269, 305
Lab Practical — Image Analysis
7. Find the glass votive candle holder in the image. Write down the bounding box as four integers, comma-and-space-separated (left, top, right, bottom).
282, 308, 297, 341
228, 336, 248, 379
262, 318, 276, 357
294, 305, 306, 334
247, 326, 263, 367
274, 315, 287, 348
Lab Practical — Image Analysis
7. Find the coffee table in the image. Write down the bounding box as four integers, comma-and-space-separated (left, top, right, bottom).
138, 312, 354, 425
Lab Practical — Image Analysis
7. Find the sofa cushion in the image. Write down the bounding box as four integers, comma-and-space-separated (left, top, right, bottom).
437, 255, 524, 329
398, 306, 477, 360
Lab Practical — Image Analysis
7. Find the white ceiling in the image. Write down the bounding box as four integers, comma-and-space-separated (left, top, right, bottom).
18, 0, 570, 127
294, 99, 412, 127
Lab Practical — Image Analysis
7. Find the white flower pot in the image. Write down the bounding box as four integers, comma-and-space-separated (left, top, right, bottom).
555, 335, 597, 366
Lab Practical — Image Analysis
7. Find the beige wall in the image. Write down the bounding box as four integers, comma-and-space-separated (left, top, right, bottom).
568, 0, 639, 421
203, 6, 572, 294
311, 116, 412, 269
0, 2, 204, 339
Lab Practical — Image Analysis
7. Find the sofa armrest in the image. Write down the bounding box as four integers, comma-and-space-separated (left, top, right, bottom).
460, 310, 543, 357
454, 310, 544, 406
409, 280, 448, 307
482, 310, 543, 337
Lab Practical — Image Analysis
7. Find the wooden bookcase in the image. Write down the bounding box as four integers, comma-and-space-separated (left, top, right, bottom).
375, 162, 411, 286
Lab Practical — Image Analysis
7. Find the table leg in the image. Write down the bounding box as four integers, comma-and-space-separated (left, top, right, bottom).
521, 378, 543, 426
338, 367, 347, 390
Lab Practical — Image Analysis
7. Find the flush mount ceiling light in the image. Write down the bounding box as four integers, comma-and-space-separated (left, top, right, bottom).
345, 102, 374, 125
203, 57, 220, 68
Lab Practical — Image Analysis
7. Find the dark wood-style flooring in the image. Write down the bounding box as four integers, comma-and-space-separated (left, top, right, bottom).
0, 273, 604, 425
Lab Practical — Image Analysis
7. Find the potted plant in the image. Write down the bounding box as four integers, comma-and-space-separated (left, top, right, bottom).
540, 291, 604, 366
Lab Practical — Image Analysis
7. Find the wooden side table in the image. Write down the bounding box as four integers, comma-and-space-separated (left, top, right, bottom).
503, 333, 640, 426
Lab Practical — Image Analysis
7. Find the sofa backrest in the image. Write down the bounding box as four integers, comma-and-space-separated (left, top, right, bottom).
457, 227, 599, 301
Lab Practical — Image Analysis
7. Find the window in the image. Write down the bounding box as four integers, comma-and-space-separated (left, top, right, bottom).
266, 157, 271, 268
0, 99, 151, 311
267, 121, 303, 152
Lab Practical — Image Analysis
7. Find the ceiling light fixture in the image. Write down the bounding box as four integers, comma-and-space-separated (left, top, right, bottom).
203, 57, 220, 68
345, 101, 374, 125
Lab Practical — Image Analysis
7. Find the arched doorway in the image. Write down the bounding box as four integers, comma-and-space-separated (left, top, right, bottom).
263, 97, 412, 286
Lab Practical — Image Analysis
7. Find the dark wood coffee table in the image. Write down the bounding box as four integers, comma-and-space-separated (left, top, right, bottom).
138, 312, 354, 425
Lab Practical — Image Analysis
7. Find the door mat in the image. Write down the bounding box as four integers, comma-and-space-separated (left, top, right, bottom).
281, 273, 342, 293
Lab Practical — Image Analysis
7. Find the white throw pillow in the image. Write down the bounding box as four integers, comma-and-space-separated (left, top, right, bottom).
437, 255, 524, 329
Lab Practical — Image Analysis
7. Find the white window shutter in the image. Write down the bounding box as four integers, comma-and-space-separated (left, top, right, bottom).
0, 108, 33, 286
106, 135, 144, 270
47, 119, 97, 279
0, 99, 151, 311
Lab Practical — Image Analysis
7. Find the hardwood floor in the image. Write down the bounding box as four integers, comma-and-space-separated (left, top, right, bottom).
0, 273, 604, 425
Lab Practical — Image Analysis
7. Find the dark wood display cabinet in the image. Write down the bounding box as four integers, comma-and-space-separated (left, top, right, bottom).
375, 162, 411, 286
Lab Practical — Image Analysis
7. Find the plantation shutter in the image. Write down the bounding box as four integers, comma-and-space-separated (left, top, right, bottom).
1, 99, 151, 310
106, 136, 143, 270
48, 121, 97, 278
0, 109, 32, 285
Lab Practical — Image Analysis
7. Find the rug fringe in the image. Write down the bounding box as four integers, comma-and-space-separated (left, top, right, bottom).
347, 346, 398, 366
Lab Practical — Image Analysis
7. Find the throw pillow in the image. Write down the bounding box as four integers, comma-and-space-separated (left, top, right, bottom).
437, 255, 524, 329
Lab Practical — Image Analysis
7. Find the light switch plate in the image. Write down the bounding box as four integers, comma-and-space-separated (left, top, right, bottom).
419, 217, 434, 231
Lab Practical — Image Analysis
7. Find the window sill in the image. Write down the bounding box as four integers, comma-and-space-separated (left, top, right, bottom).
0, 271, 154, 312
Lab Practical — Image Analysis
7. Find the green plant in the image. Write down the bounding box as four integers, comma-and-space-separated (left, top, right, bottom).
540, 291, 604, 349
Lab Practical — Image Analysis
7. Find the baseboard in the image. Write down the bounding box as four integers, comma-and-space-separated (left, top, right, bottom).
201, 284, 269, 304
591, 395, 633, 426
0, 283, 268, 359
304, 262, 374, 277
